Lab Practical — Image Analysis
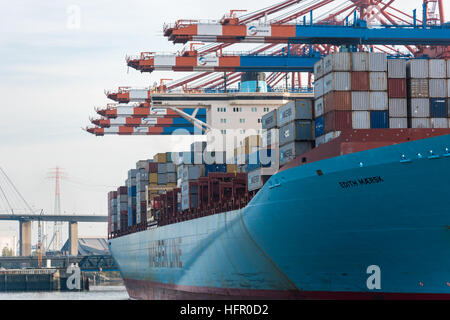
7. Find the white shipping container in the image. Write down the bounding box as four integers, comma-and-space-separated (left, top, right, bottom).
387, 59, 406, 78
389, 118, 408, 128
370, 92, 388, 110
429, 59, 447, 78
351, 91, 370, 111
429, 79, 447, 98
136, 210, 141, 224
448, 79, 450, 97
448, 60, 450, 78
430, 118, 448, 128
323, 72, 351, 94
323, 55, 333, 75
389, 99, 407, 117
369, 72, 387, 91
262, 128, 279, 148
411, 98, 430, 117
248, 169, 264, 191
323, 53, 351, 74
314, 60, 324, 79
408, 59, 429, 78
410, 79, 429, 98
352, 52, 369, 71
314, 78, 324, 99
314, 97, 324, 117
368, 53, 387, 71
352, 111, 370, 129
411, 118, 431, 128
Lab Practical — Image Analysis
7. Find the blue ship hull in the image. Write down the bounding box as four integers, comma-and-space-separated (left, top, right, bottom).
109, 134, 450, 299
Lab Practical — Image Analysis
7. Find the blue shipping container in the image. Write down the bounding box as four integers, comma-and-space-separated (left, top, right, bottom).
205, 164, 227, 176
127, 207, 132, 227
430, 98, 447, 118
247, 149, 273, 172
370, 111, 389, 129
314, 116, 324, 137
128, 186, 137, 197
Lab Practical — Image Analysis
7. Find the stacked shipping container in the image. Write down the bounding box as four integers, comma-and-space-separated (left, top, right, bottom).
313, 53, 450, 146
278, 100, 314, 167
146, 152, 178, 221
117, 186, 128, 232
388, 59, 408, 128
314, 52, 392, 146
107, 191, 117, 236
407, 59, 449, 128
126, 169, 137, 228
136, 160, 151, 225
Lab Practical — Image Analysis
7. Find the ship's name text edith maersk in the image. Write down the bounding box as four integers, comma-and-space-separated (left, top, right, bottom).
339, 176, 384, 189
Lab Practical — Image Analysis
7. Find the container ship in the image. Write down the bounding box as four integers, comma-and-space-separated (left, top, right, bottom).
105, 52, 450, 299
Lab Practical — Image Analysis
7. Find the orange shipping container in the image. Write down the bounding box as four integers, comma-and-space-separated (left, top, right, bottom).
324, 91, 352, 114
388, 79, 407, 98
351, 72, 370, 91
324, 111, 353, 134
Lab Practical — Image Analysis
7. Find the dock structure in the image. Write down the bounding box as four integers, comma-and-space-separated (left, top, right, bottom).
0, 268, 89, 292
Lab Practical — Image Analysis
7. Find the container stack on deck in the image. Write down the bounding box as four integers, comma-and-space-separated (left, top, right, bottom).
387, 59, 407, 128
146, 152, 178, 223
234, 135, 263, 173
408, 59, 449, 128
117, 186, 127, 232
246, 136, 276, 192
126, 169, 137, 227
278, 99, 314, 166
314, 54, 450, 147
136, 160, 151, 225
107, 191, 117, 235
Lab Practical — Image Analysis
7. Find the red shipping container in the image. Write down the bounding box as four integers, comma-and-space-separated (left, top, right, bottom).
388, 79, 407, 98
324, 111, 353, 134
108, 191, 117, 201
148, 162, 158, 173
351, 72, 370, 91
120, 211, 128, 230
324, 91, 352, 114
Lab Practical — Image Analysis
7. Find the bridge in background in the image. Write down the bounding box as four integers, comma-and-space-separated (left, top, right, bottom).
0, 214, 108, 256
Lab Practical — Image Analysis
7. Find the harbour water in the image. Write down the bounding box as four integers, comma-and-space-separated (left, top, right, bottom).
0, 285, 129, 300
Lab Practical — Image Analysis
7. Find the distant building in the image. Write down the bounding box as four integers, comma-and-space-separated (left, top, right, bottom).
0, 236, 16, 256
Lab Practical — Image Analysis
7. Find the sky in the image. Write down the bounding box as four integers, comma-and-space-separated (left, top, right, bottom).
0, 0, 448, 248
